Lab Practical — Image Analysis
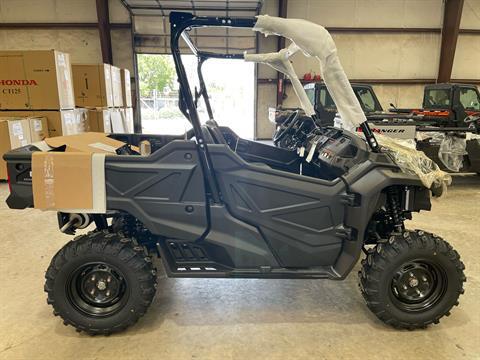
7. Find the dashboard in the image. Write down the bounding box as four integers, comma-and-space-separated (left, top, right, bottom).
299, 127, 369, 176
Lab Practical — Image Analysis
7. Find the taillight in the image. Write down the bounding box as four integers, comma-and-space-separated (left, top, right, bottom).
7, 173, 12, 193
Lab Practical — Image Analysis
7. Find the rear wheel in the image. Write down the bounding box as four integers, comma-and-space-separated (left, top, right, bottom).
44, 230, 157, 335
359, 230, 465, 329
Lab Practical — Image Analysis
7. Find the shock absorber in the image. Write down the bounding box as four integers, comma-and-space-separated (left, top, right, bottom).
387, 187, 403, 231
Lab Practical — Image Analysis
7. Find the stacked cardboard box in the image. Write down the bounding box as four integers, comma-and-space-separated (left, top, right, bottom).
0, 50, 88, 137
120, 69, 134, 133
72, 64, 134, 134
0, 116, 48, 179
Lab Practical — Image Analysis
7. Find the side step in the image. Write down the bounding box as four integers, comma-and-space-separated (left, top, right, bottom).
157, 241, 341, 279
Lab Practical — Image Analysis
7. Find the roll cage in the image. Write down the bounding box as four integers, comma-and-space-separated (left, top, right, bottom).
169, 11, 383, 202
170, 11, 256, 203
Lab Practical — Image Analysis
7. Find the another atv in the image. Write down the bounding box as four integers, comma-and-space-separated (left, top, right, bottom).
3, 12, 465, 335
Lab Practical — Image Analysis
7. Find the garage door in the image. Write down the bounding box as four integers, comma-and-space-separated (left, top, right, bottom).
121, 0, 263, 54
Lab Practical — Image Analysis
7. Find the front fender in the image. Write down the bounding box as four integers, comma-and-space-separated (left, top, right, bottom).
333, 162, 430, 278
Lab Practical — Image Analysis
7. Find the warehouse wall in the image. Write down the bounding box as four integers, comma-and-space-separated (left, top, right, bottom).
256, 0, 280, 139
1, 0, 478, 139
0, 0, 133, 72
256, 0, 480, 139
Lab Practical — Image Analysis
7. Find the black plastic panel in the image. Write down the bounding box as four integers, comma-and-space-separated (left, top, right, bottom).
105, 140, 208, 240
3, 145, 39, 209
208, 144, 347, 267
204, 205, 279, 268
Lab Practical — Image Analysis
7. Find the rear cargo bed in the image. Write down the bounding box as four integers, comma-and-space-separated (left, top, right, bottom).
3, 133, 188, 210
3, 144, 38, 209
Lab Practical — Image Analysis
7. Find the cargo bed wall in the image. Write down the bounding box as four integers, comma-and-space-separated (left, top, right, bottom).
105, 140, 208, 240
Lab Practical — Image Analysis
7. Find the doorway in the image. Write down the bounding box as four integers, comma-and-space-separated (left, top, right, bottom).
137, 54, 255, 139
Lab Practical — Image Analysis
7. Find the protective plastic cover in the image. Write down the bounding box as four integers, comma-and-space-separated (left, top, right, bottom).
252, 14, 366, 130
375, 134, 451, 190
417, 132, 468, 172
248, 14, 451, 191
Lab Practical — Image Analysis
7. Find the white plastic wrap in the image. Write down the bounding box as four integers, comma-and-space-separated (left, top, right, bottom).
438, 135, 467, 172
376, 134, 451, 190
249, 14, 451, 192
417, 132, 468, 172
253, 15, 366, 130
245, 43, 315, 116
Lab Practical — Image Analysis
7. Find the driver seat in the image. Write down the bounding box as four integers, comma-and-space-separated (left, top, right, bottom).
205, 120, 227, 144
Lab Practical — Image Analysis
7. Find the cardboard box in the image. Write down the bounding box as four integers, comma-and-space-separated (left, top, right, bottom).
0, 118, 32, 148
0, 50, 75, 110
120, 69, 132, 107
72, 64, 113, 108
110, 66, 123, 107
88, 108, 112, 133
120, 107, 134, 133
28, 117, 49, 142
31, 133, 126, 211
0, 117, 32, 179
0, 109, 87, 137
110, 108, 126, 133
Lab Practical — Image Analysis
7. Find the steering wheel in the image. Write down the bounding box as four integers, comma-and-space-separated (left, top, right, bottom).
273, 110, 301, 144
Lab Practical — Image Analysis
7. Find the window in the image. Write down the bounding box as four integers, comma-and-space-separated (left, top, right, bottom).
305, 87, 315, 106
459, 88, 480, 110
357, 88, 377, 112
424, 89, 451, 109
318, 88, 336, 110
137, 54, 255, 139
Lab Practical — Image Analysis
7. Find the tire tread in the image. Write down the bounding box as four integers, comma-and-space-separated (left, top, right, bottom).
358, 230, 465, 329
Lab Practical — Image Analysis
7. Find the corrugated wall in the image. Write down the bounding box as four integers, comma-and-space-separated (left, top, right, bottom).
0, 0, 133, 71
256, 0, 480, 138
1, 0, 478, 138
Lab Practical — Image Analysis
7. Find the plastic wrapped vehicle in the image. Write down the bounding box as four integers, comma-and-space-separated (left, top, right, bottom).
3, 12, 465, 335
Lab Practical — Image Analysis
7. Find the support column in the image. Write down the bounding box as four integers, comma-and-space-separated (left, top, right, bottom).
276, 0, 288, 106
437, 0, 464, 83
96, 0, 113, 64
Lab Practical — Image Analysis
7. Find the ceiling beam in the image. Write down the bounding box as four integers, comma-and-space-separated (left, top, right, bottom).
258, 78, 480, 85
437, 0, 464, 83
96, 0, 113, 64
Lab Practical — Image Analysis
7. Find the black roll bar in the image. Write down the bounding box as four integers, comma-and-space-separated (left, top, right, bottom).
169, 11, 257, 203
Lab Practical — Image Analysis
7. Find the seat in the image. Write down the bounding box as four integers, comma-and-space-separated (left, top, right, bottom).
200, 126, 215, 144
205, 120, 227, 144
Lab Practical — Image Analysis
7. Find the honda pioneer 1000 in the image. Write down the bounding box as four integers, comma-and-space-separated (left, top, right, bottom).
3, 12, 465, 335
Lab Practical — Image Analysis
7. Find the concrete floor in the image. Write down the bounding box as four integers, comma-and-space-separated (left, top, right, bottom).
0, 176, 479, 360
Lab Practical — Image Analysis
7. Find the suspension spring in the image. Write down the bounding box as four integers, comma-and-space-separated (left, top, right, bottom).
387, 187, 403, 229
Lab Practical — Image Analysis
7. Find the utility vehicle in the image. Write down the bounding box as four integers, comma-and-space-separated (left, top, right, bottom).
3, 12, 465, 335
304, 82, 384, 126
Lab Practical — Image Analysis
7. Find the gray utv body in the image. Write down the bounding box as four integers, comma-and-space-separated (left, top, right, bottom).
4, 12, 432, 280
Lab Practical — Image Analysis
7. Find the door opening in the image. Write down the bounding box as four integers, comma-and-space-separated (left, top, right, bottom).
137, 54, 255, 139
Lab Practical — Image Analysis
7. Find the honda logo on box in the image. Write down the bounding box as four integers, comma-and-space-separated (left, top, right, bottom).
0, 79, 38, 86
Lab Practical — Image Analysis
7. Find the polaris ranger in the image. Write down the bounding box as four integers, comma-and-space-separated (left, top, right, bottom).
3, 12, 465, 335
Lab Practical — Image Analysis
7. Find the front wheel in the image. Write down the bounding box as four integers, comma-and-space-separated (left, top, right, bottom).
359, 230, 465, 329
44, 230, 157, 335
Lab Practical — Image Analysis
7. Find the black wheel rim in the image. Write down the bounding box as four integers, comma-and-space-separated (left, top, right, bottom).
67, 262, 129, 317
390, 259, 447, 312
